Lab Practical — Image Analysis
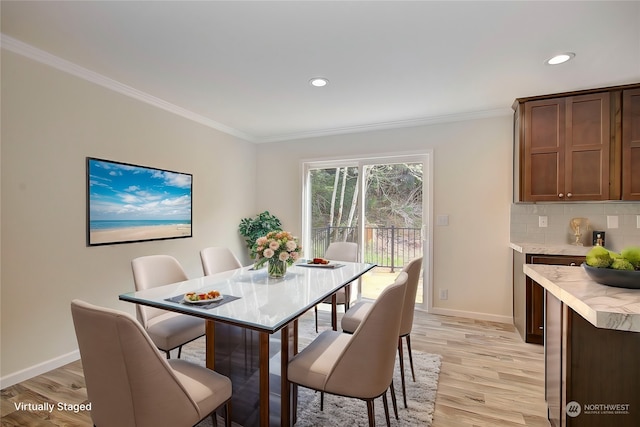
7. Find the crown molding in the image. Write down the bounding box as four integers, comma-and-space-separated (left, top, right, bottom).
254, 108, 513, 143
2, 33, 512, 145
1, 34, 257, 142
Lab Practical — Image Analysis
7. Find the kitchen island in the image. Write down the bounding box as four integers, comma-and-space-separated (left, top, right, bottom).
524, 264, 640, 427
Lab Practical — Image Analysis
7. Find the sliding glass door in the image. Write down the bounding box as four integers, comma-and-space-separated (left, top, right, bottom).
303, 154, 431, 308
306, 164, 360, 255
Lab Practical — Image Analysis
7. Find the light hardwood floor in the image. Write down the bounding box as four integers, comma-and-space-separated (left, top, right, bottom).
1, 310, 549, 427
411, 310, 549, 427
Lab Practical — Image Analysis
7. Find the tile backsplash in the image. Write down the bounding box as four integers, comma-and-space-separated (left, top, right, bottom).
511, 202, 640, 252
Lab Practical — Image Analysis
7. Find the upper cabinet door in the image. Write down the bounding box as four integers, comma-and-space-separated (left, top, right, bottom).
564, 92, 610, 201
523, 98, 565, 201
622, 88, 640, 200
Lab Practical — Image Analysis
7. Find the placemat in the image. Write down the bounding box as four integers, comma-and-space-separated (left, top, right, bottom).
165, 294, 240, 310
295, 263, 345, 269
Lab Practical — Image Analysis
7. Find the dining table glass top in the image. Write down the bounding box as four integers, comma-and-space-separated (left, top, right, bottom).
119, 260, 376, 333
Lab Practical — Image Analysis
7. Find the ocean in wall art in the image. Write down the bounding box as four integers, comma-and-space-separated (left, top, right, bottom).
87, 158, 192, 245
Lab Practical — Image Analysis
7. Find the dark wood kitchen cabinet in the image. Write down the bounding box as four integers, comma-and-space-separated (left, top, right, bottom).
622, 88, 640, 200
513, 83, 640, 202
545, 291, 640, 427
521, 93, 610, 201
513, 254, 584, 344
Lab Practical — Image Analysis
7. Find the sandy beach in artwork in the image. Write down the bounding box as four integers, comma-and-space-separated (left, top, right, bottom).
90, 224, 192, 245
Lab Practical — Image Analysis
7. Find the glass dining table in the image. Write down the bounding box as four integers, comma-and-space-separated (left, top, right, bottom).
119, 260, 375, 427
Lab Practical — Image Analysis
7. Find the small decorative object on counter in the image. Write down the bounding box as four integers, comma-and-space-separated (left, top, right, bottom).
592, 231, 606, 247
569, 217, 590, 246
253, 231, 302, 279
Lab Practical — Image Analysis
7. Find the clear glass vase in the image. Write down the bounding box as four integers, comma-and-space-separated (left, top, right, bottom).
268, 258, 287, 278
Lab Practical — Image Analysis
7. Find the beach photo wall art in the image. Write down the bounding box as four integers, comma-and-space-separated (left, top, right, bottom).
87, 157, 193, 246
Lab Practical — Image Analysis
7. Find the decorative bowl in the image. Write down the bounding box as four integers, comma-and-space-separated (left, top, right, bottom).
582, 263, 640, 289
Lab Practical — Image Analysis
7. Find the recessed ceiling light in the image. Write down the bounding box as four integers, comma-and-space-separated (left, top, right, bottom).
309, 77, 329, 87
546, 52, 576, 65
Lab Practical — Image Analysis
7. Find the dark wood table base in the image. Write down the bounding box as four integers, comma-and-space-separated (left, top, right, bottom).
206, 320, 298, 427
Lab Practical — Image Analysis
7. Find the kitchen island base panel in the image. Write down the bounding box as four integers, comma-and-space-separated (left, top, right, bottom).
546, 291, 640, 427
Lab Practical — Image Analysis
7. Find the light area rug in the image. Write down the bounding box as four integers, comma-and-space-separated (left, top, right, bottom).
294, 350, 441, 427
187, 311, 441, 427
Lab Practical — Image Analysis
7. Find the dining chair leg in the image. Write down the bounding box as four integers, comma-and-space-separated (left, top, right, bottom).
345, 284, 351, 311
293, 384, 298, 424
398, 337, 408, 408
225, 400, 232, 427
244, 329, 248, 370
382, 392, 390, 427
314, 306, 319, 333
405, 334, 416, 382
331, 297, 338, 331
390, 382, 398, 419
366, 400, 375, 427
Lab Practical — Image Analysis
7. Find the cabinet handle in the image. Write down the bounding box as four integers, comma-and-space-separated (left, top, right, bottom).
558, 193, 564, 198
570, 262, 576, 266
567, 192, 573, 198
539, 326, 544, 330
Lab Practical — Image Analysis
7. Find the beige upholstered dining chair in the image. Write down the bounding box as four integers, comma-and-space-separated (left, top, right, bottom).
314, 241, 359, 332
200, 246, 242, 276
288, 272, 409, 427
71, 299, 232, 427
131, 255, 205, 358
341, 256, 423, 408
200, 246, 252, 366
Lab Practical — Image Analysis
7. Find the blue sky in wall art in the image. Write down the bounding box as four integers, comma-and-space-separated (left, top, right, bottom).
87, 158, 192, 245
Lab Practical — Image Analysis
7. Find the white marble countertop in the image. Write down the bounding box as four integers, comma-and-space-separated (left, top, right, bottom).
524, 264, 640, 332
511, 242, 592, 256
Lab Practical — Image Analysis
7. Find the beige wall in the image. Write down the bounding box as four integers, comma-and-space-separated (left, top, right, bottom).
255, 116, 515, 321
1, 48, 516, 386
1, 52, 257, 380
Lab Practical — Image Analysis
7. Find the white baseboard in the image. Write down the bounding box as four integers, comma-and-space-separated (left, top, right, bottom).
0, 349, 80, 389
424, 306, 514, 325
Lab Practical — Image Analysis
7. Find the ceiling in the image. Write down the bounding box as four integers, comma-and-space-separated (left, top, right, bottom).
2, 1, 639, 143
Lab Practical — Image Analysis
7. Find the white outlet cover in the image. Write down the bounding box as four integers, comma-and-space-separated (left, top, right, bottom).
539, 216, 548, 227
607, 215, 619, 229
637, 215, 640, 229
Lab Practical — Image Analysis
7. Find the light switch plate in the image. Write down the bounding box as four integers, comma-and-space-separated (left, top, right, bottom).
637, 215, 640, 229
607, 215, 619, 229
538, 216, 548, 228
436, 215, 449, 226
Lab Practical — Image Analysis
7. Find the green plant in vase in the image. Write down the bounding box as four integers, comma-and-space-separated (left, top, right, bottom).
238, 211, 282, 259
